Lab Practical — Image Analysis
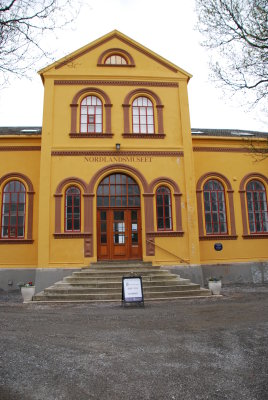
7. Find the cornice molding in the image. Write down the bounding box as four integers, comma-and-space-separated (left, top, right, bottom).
69, 133, 114, 138
193, 146, 267, 153
53, 233, 92, 239
0, 146, 41, 151
199, 235, 238, 241
54, 80, 178, 88
147, 231, 184, 237
122, 133, 166, 139
242, 234, 268, 239
0, 239, 34, 244
51, 150, 184, 157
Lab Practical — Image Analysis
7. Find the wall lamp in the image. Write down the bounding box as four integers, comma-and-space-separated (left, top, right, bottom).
116, 143, 120, 151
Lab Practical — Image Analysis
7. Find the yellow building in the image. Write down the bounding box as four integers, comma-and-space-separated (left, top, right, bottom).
0, 31, 267, 290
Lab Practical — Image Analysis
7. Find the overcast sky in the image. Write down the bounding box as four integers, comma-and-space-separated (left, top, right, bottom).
0, 0, 266, 132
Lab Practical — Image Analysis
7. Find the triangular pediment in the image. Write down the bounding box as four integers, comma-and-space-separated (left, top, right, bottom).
39, 30, 192, 81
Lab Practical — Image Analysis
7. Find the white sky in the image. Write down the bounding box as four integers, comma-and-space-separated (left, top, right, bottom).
0, 0, 267, 132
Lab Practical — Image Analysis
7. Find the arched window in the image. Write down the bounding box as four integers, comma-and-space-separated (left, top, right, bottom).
132, 97, 154, 134
246, 180, 268, 233
97, 174, 140, 207
105, 54, 127, 65
156, 186, 172, 230
1, 180, 26, 238
80, 96, 102, 133
203, 180, 227, 234
65, 187, 81, 232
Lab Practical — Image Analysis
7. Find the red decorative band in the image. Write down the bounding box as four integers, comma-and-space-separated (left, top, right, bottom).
0, 146, 41, 151
97, 64, 135, 68
69, 133, 114, 138
53, 233, 92, 239
51, 150, 184, 157
147, 231, 184, 237
199, 235, 238, 241
242, 234, 268, 239
193, 147, 268, 153
0, 239, 34, 244
122, 133, 166, 139
54, 80, 178, 88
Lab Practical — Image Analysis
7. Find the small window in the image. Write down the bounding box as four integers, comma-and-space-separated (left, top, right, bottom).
65, 187, 81, 232
156, 186, 172, 230
246, 180, 268, 233
132, 97, 155, 134
105, 54, 127, 65
203, 180, 227, 234
80, 96, 102, 133
1, 180, 26, 238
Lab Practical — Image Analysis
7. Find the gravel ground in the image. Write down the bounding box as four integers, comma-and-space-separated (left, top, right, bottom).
0, 285, 268, 400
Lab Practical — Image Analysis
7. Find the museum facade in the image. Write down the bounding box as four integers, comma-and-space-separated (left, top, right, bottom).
0, 31, 267, 286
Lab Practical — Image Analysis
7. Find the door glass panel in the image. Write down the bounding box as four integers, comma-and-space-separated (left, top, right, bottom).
132, 232, 138, 244
101, 234, 107, 244
114, 211, 124, 220
113, 211, 125, 245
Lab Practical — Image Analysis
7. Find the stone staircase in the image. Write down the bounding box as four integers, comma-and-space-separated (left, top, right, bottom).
33, 262, 211, 302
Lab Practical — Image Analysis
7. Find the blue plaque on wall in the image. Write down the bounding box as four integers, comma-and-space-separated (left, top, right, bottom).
214, 243, 223, 251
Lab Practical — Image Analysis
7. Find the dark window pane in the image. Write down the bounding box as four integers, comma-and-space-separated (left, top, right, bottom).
134, 197, 140, 206
114, 211, 124, 220
157, 219, 164, 229
100, 211, 106, 220
132, 232, 138, 244
131, 210, 137, 221
73, 219, 80, 230
101, 234, 107, 244
165, 218, 171, 229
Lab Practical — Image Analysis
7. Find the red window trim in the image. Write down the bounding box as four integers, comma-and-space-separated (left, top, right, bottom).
104, 54, 128, 65
1, 180, 26, 239
203, 180, 228, 235
156, 186, 173, 231
97, 173, 140, 208
64, 186, 81, 233
246, 179, 268, 234
80, 95, 103, 134
132, 96, 155, 135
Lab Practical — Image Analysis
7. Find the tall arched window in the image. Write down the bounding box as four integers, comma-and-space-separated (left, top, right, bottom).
203, 180, 227, 234
105, 54, 127, 65
132, 97, 154, 134
246, 180, 268, 233
65, 187, 81, 232
80, 95, 102, 133
1, 180, 26, 238
156, 186, 172, 230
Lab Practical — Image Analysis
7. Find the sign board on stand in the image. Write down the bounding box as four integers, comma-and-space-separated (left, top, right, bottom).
122, 276, 144, 306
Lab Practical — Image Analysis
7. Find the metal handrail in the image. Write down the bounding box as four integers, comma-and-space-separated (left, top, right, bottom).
145, 238, 189, 264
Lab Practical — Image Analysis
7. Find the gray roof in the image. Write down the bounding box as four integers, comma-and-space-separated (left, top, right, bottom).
0, 127, 42, 135
191, 128, 268, 138
0, 126, 267, 138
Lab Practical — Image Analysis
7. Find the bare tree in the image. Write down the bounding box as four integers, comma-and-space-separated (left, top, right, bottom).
195, 0, 268, 108
0, 0, 82, 85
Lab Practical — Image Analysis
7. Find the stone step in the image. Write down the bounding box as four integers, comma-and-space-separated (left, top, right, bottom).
33, 288, 210, 302
72, 270, 173, 277
63, 275, 187, 283
44, 283, 201, 295
88, 261, 155, 269
52, 279, 192, 289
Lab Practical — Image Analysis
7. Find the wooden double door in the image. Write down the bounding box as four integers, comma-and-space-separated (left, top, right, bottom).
97, 208, 142, 260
